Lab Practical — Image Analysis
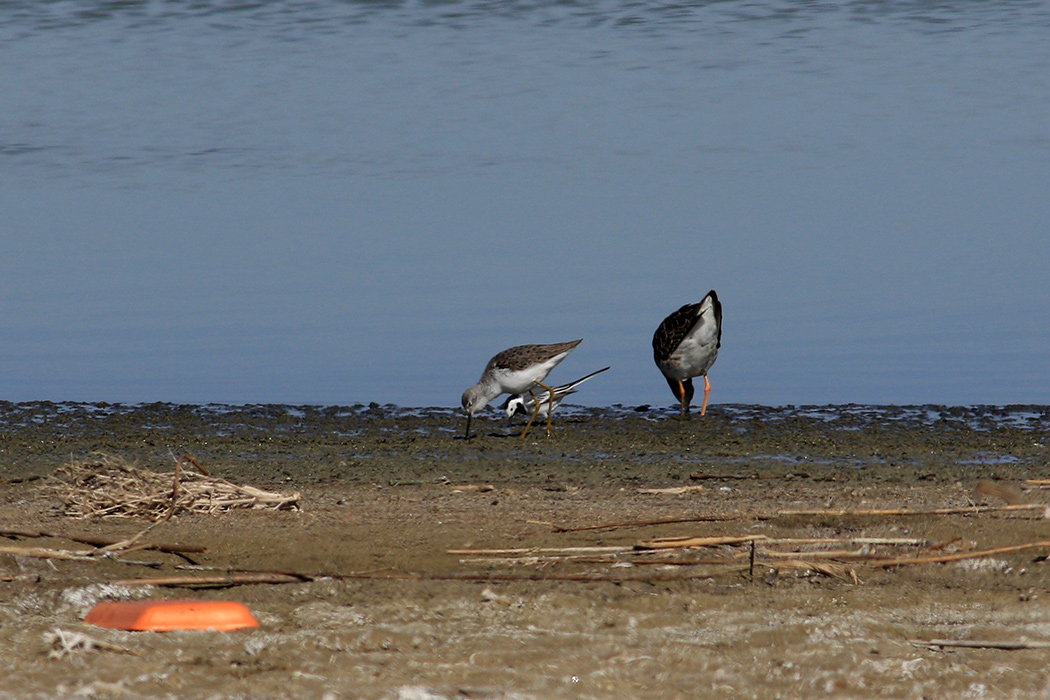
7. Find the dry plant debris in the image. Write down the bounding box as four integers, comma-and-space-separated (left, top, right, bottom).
46, 453, 300, 519
910, 638, 1050, 651
93, 480, 1050, 590
44, 628, 135, 659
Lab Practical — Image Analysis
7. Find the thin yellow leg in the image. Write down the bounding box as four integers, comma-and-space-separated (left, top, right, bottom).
534, 380, 557, 438
520, 381, 558, 439
520, 389, 544, 439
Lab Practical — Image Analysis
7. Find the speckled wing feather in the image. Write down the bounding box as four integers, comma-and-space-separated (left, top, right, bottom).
487, 340, 583, 372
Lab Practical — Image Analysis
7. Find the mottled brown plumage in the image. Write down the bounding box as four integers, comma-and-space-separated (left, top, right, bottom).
483, 341, 582, 374
462, 339, 583, 439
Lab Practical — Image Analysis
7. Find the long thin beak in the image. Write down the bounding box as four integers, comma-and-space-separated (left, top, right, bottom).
464, 412, 472, 440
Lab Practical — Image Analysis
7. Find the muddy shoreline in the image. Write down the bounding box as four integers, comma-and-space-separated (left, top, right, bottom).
3, 402, 1049, 485
3, 403, 1050, 699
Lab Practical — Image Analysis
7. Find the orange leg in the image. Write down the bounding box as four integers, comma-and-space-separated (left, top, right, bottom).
679, 380, 688, 417
700, 375, 712, 416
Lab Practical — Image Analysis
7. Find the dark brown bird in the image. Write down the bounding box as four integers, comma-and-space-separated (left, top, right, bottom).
652, 290, 722, 417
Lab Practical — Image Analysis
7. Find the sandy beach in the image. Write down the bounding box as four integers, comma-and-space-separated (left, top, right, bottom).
2, 402, 1050, 699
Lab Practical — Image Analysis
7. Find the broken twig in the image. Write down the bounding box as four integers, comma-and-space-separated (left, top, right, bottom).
869, 541, 1050, 568
911, 638, 1050, 651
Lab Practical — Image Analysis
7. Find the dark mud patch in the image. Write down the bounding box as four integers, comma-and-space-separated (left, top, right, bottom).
3, 402, 1049, 486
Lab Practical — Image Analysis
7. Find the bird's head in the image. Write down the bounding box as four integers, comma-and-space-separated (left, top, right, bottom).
503, 395, 526, 418
461, 386, 488, 416
461, 385, 492, 440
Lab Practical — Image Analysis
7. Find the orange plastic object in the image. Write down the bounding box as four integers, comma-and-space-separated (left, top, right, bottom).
84, 599, 259, 631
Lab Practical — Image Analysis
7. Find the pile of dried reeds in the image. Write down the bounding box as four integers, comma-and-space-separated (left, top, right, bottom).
46, 453, 300, 519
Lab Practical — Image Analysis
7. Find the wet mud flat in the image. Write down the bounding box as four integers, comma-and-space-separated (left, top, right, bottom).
2, 402, 1050, 699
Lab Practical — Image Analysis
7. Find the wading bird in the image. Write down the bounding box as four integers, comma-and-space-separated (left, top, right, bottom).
502, 366, 611, 421
461, 339, 582, 439
652, 290, 722, 417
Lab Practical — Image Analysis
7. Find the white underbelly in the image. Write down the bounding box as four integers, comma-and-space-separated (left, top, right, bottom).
661, 339, 718, 380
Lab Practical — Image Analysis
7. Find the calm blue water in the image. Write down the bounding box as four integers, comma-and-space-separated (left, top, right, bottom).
2, 1, 1048, 408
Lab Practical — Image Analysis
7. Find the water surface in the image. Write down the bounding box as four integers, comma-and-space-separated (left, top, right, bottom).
2, 1, 1048, 407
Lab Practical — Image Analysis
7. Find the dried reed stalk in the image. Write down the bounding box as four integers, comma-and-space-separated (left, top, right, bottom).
554, 514, 741, 533
764, 537, 928, 547
637, 486, 706, 495
447, 545, 632, 556
635, 534, 768, 550
774, 504, 1046, 518
767, 559, 859, 583
762, 549, 877, 560
911, 638, 1050, 650
110, 569, 759, 587
0, 545, 96, 561
46, 453, 300, 519
111, 572, 308, 588
557, 500, 1047, 534
0, 528, 206, 554
868, 540, 1050, 568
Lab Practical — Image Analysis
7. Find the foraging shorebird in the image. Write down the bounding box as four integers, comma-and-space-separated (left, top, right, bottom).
652, 290, 722, 417
461, 339, 582, 439
502, 366, 611, 420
